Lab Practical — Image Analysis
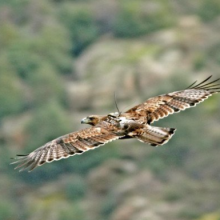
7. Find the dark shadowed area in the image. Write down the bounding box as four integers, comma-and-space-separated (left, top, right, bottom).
0, 0, 220, 220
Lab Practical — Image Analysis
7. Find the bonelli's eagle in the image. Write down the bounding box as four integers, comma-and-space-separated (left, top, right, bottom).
12, 76, 220, 172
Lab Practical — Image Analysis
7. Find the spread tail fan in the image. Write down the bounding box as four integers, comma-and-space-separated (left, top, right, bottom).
136, 125, 176, 147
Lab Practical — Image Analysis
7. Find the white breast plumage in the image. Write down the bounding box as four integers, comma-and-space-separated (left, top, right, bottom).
119, 117, 133, 129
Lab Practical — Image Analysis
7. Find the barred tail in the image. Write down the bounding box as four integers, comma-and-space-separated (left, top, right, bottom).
136, 125, 176, 147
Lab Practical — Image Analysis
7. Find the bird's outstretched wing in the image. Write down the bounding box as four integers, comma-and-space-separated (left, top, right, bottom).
11, 124, 120, 172
126, 76, 220, 124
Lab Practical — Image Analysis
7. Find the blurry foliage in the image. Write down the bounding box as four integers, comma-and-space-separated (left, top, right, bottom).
65, 176, 87, 200
113, 0, 174, 37
198, 0, 220, 22
34, 25, 72, 73
7, 27, 72, 78
27, 64, 66, 106
33, 25, 72, 74
7, 40, 43, 79
100, 193, 117, 218
193, 53, 207, 71
59, 4, 99, 55
59, 202, 87, 220
0, 200, 16, 220
65, 141, 120, 174
0, 23, 19, 49
0, 0, 28, 7
0, 59, 24, 119
0, 0, 28, 21
163, 187, 184, 202
178, 209, 201, 220
208, 43, 220, 66
197, 213, 220, 220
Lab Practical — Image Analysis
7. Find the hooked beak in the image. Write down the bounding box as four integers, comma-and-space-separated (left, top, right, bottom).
81, 117, 90, 124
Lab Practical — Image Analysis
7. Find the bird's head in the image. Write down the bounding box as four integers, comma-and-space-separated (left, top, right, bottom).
81, 115, 103, 126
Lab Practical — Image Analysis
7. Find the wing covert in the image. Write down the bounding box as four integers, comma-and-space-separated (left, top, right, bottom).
12, 124, 121, 172
126, 76, 220, 124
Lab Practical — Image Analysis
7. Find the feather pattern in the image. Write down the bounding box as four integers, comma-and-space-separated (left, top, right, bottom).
11, 124, 121, 172
11, 76, 220, 172
134, 125, 176, 147
126, 76, 220, 124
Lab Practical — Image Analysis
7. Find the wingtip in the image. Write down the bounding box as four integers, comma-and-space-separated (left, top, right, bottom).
188, 75, 220, 91
186, 80, 197, 89
170, 128, 176, 135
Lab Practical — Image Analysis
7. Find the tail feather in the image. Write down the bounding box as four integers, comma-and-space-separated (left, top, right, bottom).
136, 125, 176, 147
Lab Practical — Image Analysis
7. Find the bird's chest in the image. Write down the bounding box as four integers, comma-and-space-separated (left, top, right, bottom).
104, 116, 143, 136
102, 118, 121, 133
118, 117, 144, 134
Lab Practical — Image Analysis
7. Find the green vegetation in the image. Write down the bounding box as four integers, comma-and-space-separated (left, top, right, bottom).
64, 176, 87, 201
59, 4, 99, 55
198, 0, 220, 22
113, 0, 174, 37
59, 202, 87, 220
0, 200, 17, 220
0, 61, 24, 118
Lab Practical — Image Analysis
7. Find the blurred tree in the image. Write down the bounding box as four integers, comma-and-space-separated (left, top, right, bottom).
59, 4, 99, 56
0, 58, 24, 119
33, 25, 73, 74
196, 212, 220, 220
7, 40, 43, 80
0, 0, 27, 7
198, 0, 220, 22
208, 43, 220, 66
100, 193, 117, 218
27, 63, 66, 106
59, 202, 87, 220
113, 0, 174, 37
7, 27, 72, 78
0, 23, 19, 50
65, 176, 87, 201
0, 0, 31, 26
0, 200, 16, 220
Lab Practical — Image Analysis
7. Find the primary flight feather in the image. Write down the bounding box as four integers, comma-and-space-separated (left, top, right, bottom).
12, 76, 220, 172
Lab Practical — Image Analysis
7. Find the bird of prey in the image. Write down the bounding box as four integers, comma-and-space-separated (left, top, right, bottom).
12, 76, 220, 172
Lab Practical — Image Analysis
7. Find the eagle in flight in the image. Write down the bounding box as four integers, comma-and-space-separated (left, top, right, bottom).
12, 76, 220, 172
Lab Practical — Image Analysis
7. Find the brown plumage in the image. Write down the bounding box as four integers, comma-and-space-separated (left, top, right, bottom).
12, 76, 220, 172
125, 75, 220, 124
12, 123, 121, 172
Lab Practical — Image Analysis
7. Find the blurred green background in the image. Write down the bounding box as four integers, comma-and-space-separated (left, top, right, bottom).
1, 0, 220, 219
